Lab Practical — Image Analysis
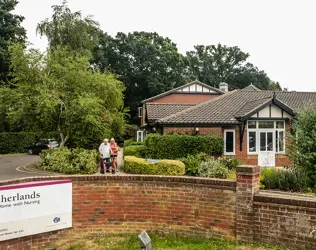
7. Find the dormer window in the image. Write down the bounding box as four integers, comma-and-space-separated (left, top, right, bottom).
138, 107, 142, 118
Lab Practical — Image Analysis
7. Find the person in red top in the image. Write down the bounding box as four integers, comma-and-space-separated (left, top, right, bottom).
110, 138, 120, 172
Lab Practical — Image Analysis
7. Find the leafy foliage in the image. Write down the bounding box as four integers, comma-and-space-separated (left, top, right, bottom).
2, 44, 126, 148
36, 0, 100, 57
38, 147, 98, 174
93, 31, 189, 122
123, 140, 144, 147
144, 134, 223, 159
198, 158, 229, 179
0, 132, 58, 154
260, 168, 310, 192
288, 104, 316, 185
186, 44, 272, 90
179, 153, 211, 176
123, 156, 185, 176
218, 157, 241, 170
123, 145, 145, 158
0, 0, 26, 83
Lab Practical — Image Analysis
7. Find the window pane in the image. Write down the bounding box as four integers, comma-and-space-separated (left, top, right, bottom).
276, 121, 284, 129
279, 131, 284, 152
267, 132, 273, 151
248, 121, 256, 129
259, 121, 274, 128
249, 132, 256, 152
260, 132, 266, 151
225, 131, 234, 153
275, 131, 279, 152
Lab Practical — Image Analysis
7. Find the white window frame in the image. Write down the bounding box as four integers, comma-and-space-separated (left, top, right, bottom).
247, 121, 285, 155
224, 129, 235, 155
138, 107, 142, 118
136, 130, 146, 142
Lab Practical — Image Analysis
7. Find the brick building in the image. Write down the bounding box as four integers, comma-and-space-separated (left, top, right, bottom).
140, 82, 316, 167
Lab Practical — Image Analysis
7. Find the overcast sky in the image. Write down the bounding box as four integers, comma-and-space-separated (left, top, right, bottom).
15, 0, 316, 91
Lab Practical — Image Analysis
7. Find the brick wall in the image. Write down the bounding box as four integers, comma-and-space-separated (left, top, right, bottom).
0, 175, 236, 250
162, 123, 293, 167
254, 191, 316, 249
1, 170, 315, 250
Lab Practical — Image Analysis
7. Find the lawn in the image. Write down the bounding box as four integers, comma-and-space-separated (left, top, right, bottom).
64, 234, 291, 250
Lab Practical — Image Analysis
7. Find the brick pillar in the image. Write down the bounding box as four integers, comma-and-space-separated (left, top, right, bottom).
236, 165, 260, 242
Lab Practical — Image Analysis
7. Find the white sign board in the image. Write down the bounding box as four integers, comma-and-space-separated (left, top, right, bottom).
0, 180, 72, 241
258, 152, 275, 167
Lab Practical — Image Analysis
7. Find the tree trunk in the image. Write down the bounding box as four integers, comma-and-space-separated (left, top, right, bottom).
59, 133, 69, 148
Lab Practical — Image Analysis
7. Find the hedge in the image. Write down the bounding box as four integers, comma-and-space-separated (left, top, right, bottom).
145, 134, 224, 159
0, 132, 59, 154
124, 145, 146, 158
124, 156, 185, 176
124, 140, 144, 147
38, 148, 98, 174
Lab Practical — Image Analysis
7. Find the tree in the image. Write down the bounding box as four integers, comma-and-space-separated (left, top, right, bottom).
288, 104, 316, 185
36, 0, 100, 57
0, 0, 26, 83
2, 44, 126, 148
186, 44, 274, 90
268, 81, 282, 91
93, 31, 189, 122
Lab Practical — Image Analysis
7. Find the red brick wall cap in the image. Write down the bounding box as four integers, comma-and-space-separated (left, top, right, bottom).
236, 165, 260, 176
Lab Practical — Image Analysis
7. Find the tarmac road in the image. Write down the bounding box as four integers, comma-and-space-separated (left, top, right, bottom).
0, 154, 46, 181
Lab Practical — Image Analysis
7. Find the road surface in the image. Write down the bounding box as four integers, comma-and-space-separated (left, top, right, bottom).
0, 154, 45, 181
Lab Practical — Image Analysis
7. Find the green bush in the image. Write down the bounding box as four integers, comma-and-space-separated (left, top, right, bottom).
38, 148, 98, 174
218, 157, 241, 170
0, 132, 58, 154
124, 156, 185, 176
124, 145, 146, 158
179, 153, 212, 176
198, 158, 229, 179
145, 134, 223, 159
260, 168, 310, 192
124, 140, 144, 147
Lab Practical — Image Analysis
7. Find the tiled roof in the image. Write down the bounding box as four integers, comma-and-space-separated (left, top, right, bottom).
141, 80, 224, 103
146, 103, 195, 122
158, 90, 316, 125
234, 97, 272, 118
243, 84, 261, 91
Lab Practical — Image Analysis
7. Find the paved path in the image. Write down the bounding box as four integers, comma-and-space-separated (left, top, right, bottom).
0, 154, 50, 181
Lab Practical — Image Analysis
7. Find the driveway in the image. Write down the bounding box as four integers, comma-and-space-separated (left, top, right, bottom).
0, 154, 49, 181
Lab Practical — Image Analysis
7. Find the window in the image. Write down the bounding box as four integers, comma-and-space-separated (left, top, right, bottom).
224, 130, 235, 155
248, 131, 256, 152
138, 107, 142, 118
247, 121, 285, 154
137, 130, 146, 142
258, 121, 274, 129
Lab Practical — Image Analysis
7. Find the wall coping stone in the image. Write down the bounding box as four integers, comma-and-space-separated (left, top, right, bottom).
0, 175, 236, 189
255, 190, 316, 208
236, 165, 260, 176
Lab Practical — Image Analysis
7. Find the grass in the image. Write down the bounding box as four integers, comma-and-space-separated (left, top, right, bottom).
63, 234, 291, 250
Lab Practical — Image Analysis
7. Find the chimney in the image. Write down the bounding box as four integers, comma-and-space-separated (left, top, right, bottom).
219, 82, 228, 92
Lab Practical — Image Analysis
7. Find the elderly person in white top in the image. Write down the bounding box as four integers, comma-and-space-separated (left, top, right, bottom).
99, 138, 112, 174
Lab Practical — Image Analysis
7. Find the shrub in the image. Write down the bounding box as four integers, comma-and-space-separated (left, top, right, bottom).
0, 132, 59, 154
124, 156, 185, 176
288, 104, 316, 185
124, 140, 144, 147
179, 153, 212, 176
38, 148, 98, 174
198, 158, 229, 179
124, 145, 146, 158
218, 157, 241, 170
145, 134, 223, 159
260, 168, 310, 192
